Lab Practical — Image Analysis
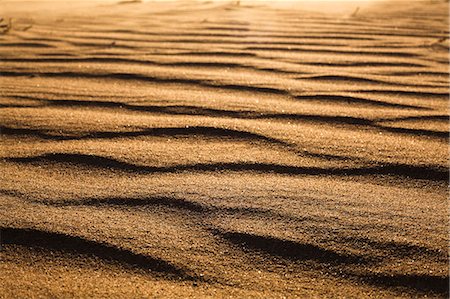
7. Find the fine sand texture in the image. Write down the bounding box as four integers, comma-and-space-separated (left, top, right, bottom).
0, 0, 449, 298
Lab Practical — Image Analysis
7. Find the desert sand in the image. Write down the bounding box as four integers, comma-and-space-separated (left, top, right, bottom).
0, 0, 449, 298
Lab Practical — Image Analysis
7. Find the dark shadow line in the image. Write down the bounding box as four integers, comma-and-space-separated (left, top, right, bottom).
359, 273, 449, 296
0, 42, 55, 48
1, 227, 198, 281
339, 236, 447, 261
0, 71, 289, 96
0, 125, 291, 146
213, 230, 370, 265
302, 61, 426, 68
294, 94, 428, 110
351, 89, 449, 100
378, 115, 449, 122
299, 75, 441, 88
8, 153, 449, 182
379, 126, 449, 139
245, 46, 419, 58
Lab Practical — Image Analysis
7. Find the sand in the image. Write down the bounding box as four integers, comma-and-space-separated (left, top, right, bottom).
0, 0, 449, 298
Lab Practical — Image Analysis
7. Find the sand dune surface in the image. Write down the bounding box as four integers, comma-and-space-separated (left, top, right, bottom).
0, 0, 449, 298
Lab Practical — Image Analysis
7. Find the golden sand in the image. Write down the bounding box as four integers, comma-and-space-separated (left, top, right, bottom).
0, 0, 449, 298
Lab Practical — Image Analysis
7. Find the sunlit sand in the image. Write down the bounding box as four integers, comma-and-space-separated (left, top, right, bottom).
0, 0, 449, 298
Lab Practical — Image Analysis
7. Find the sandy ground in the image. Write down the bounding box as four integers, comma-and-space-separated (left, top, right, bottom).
0, 0, 449, 298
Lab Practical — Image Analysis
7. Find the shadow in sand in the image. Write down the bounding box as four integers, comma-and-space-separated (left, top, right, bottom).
1, 227, 198, 281
214, 230, 369, 265
360, 273, 449, 296
9, 153, 449, 182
